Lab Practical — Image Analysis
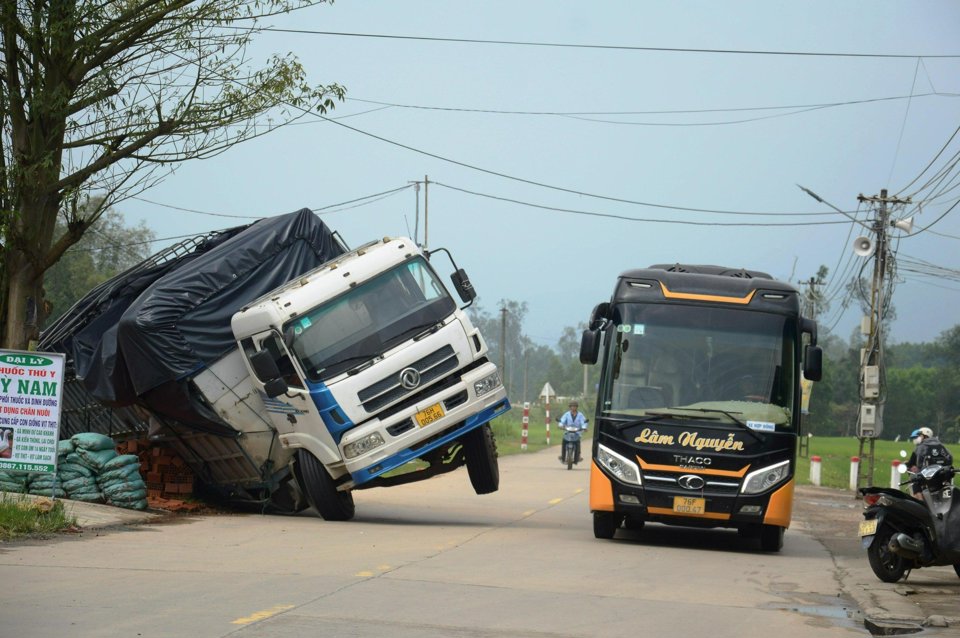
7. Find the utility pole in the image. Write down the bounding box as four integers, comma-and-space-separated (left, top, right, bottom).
408, 175, 430, 249
500, 306, 508, 394
854, 188, 911, 491
423, 175, 429, 251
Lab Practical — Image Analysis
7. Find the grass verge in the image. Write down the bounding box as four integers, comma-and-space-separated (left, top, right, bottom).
0, 493, 79, 541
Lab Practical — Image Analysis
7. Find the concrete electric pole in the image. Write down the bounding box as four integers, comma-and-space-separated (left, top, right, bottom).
854, 188, 912, 490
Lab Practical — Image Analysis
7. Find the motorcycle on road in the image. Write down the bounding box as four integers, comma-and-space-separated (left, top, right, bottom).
558, 418, 587, 470
859, 462, 960, 583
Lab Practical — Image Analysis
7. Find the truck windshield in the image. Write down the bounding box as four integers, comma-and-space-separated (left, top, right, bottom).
600, 303, 797, 429
284, 257, 456, 381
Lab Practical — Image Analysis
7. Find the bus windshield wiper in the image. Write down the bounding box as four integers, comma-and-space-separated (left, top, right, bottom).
606, 412, 677, 430
679, 407, 765, 442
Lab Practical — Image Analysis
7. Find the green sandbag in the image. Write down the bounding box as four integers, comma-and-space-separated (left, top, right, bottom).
112, 499, 148, 511
71, 432, 116, 451
28, 487, 67, 498
57, 462, 95, 478
27, 475, 62, 488
0, 482, 27, 493
107, 488, 148, 502
102, 480, 147, 499
62, 476, 98, 493
57, 439, 75, 455
97, 463, 143, 484
69, 491, 103, 502
102, 454, 140, 472
74, 447, 117, 470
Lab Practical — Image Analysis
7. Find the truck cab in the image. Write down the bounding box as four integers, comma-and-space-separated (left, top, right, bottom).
228, 237, 510, 519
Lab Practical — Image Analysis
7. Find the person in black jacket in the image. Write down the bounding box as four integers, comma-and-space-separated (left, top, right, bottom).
907, 426, 953, 500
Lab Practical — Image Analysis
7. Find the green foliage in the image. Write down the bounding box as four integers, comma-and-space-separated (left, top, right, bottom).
1, 0, 343, 348
44, 206, 156, 325
0, 495, 78, 541
490, 402, 594, 456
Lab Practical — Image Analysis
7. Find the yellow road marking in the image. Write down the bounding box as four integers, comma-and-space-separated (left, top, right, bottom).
522, 509, 535, 517
231, 604, 295, 625
355, 570, 374, 577
573, 488, 584, 494
548, 498, 563, 505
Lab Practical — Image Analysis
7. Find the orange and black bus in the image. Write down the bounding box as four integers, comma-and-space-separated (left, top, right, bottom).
579, 264, 822, 551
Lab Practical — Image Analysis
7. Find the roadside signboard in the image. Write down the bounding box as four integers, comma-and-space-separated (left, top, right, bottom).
0, 349, 66, 474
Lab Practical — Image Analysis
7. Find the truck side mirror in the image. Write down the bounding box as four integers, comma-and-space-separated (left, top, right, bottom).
580, 329, 601, 365
250, 350, 289, 398
803, 344, 823, 382
588, 302, 610, 330
450, 268, 476, 305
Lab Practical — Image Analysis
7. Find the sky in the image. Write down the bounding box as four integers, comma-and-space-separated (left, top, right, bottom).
119, 1, 960, 349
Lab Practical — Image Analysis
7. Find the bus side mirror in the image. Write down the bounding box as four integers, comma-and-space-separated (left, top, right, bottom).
250, 350, 289, 398
803, 344, 823, 382
580, 329, 601, 365
588, 302, 610, 330
450, 268, 476, 305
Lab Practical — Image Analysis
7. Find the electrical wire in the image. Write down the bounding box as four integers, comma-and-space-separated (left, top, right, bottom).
213, 25, 960, 59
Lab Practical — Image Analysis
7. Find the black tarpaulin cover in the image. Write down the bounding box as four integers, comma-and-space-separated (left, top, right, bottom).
41, 208, 344, 426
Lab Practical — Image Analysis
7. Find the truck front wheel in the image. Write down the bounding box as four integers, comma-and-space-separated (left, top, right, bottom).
297, 450, 355, 521
463, 423, 500, 495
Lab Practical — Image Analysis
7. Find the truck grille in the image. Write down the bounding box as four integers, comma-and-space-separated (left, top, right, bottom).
358, 345, 458, 412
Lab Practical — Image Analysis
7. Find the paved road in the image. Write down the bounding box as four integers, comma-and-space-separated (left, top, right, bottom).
1, 448, 947, 637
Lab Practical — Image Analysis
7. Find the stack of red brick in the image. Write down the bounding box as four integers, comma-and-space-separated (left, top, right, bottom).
115, 439, 202, 512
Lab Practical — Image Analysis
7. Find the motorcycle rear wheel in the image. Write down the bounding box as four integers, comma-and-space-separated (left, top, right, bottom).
867, 524, 908, 583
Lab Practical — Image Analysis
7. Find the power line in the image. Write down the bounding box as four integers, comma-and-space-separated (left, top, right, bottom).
213, 25, 960, 59
433, 181, 852, 227
319, 114, 857, 216
349, 92, 955, 119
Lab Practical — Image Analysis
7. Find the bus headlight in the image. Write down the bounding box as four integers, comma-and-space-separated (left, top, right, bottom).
597, 444, 642, 486
741, 460, 790, 494
344, 433, 385, 459
474, 372, 502, 397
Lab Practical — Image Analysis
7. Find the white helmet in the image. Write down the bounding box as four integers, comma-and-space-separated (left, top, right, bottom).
910, 427, 933, 439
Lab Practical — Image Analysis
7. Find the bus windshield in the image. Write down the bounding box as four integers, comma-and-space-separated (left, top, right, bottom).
600, 303, 797, 428
284, 257, 456, 381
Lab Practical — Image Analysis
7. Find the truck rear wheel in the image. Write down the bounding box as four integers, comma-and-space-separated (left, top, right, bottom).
463, 423, 499, 495
297, 450, 355, 521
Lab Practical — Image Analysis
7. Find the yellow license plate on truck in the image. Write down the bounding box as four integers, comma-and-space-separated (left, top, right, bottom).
859, 519, 878, 537
415, 403, 444, 427
673, 496, 705, 515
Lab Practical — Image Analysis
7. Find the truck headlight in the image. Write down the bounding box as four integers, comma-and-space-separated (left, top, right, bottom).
473, 371, 502, 397
741, 460, 790, 494
343, 432, 385, 459
597, 444, 642, 486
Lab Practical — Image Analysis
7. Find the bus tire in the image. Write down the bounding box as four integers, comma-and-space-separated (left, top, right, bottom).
759, 524, 784, 552
463, 423, 500, 495
297, 450, 355, 521
593, 512, 621, 539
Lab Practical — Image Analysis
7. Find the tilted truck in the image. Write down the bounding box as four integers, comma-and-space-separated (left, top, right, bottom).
578, 264, 822, 551
40, 208, 510, 520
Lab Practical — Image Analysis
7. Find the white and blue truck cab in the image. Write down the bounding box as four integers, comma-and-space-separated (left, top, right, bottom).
219, 237, 510, 519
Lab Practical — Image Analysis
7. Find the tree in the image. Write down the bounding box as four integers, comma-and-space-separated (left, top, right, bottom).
44, 201, 155, 325
1, 0, 344, 349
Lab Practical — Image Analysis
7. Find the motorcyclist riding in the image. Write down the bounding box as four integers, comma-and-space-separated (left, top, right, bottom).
558, 400, 588, 463
907, 426, 954, 500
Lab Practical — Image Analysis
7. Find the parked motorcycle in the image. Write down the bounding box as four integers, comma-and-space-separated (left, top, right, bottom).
859, 461, 960, 583
558, 418, 587, 470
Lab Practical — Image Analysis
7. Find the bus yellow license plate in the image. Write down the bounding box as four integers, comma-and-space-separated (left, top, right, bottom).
415, 403, 444, 427
859, 519, 878, 537
673, 496, 705, 515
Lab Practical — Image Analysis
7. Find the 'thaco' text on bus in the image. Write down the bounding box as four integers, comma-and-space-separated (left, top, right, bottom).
579, 264, 822, 551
